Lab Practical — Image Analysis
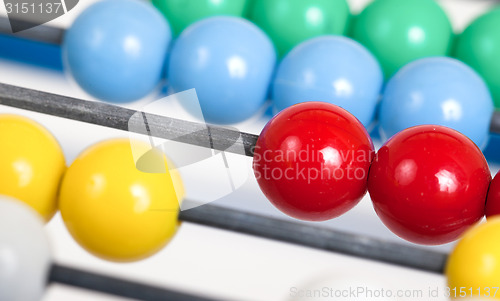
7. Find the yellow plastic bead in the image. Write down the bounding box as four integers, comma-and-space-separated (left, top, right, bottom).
446, 218, 500, 299
0, 115, 65, 222
59, 139, 183, 262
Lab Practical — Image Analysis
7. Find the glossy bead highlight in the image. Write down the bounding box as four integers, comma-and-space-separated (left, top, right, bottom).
250, 0, 350, 57
0, 115, 65, 222
368, 125, 490, 245
153, 0, 250, 36
59, 139, 182, 261
455, 7, 500, 109
352, 0, 453, 78
168, 17, 276, 124
63, 0, 171, 102
272, 36, 383, 127
379, 57, 494, 149
446, 218, 500, 299
253, 102, 374, 221
0, 197, 51, 301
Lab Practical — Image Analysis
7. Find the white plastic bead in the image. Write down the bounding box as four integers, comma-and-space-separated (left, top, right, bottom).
0, 196, 51, 301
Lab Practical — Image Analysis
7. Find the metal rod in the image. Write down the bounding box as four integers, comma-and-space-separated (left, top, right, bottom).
0, 16, 64, 45
490, 111, 500, 134
1, 82, 499, 159
179, 203, 447, 274
0, 83, 258, 156
49, 264, 217, 301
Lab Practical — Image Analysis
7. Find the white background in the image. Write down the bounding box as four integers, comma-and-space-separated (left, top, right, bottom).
0, 0, 499, 300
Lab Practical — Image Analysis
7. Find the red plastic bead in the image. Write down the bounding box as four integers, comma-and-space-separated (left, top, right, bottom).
486, 171, 500, 218
368, 125, 490, 245
253, 102, 374, 221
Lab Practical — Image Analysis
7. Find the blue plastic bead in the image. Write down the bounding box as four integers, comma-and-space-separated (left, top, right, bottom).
380, 57, 494, 148
63, 0, 171, 103
272, 36, 383, 127
168, 17, 276, 124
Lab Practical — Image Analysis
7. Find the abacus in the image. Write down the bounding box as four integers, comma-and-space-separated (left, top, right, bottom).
2, 0, 500, 301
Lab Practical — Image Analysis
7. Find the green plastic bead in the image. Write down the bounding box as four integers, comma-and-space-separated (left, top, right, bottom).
152, 0, 250, 36
352, 0, 453, 79
250, 0, 350, 57
455, 7, 500, 109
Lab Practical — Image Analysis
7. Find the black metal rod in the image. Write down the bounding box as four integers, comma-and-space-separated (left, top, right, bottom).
0, 16, 64, 44
0, 83, 258, 156
490, 111, 500, 134
179, 203, 447, 274
49, 264, 217, 301
1, 82, 500, 159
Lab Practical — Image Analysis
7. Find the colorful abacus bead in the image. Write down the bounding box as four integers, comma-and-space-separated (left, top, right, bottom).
272, 36, 383, 127
253, 102, 374, 221
63, 0, 171, 102
352, 0, 453, 78
455, 7, 500, 109
485, 170, 500, 219
0, 115, 65, 222
368, 125, 490, 245
250, 0, 350, 57
379, 57, 494, 149
168, 17, 276, 124
446, 218, 500, 299
0, 196, 51, 301
152, 0, 250, 36
59, 139, 182, 261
